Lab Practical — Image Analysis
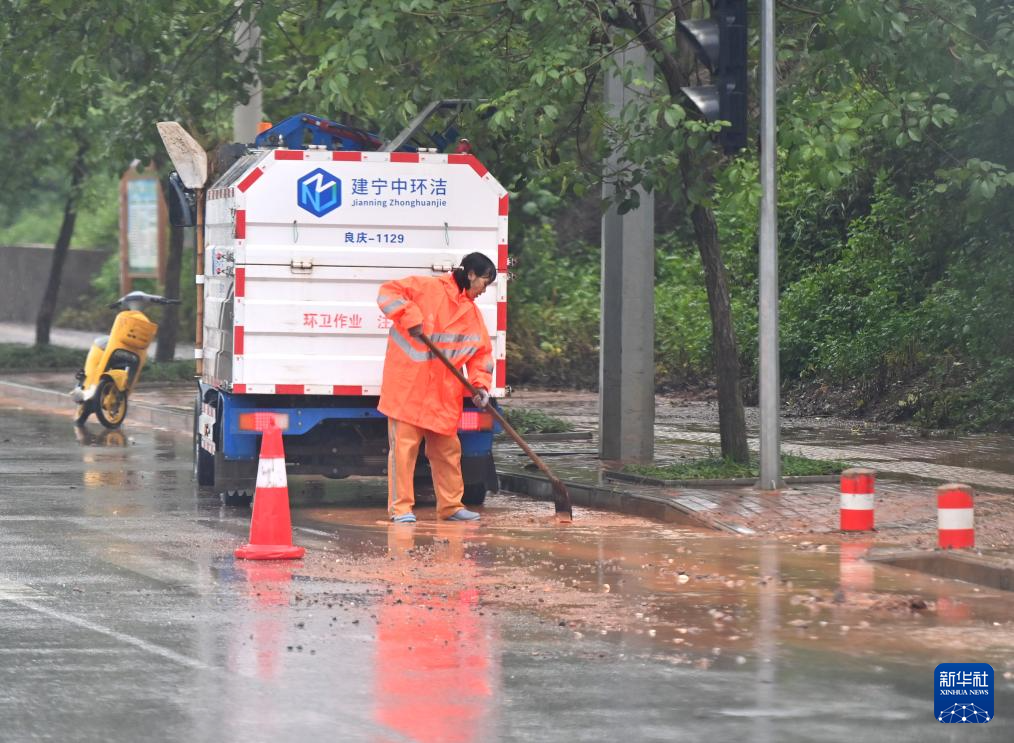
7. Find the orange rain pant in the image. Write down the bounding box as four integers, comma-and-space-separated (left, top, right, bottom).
387, 418, 464, 520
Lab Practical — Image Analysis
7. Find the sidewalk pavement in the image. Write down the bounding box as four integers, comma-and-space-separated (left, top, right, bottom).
2, 330, 1013, 584
493, 391, 1014, 554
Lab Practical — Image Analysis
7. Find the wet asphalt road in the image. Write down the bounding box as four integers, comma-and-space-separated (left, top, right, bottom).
1, 408, 1013, 742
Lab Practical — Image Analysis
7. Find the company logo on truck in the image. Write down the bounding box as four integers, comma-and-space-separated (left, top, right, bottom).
297, 168, 342, 217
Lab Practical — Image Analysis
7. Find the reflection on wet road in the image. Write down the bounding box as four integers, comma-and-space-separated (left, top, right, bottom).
0, 408, 1012, 742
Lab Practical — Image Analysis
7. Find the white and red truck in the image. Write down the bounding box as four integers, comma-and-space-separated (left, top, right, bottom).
184, 110, 508, 504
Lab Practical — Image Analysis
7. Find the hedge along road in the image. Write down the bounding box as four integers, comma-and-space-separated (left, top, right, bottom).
0, 406, 1013, 742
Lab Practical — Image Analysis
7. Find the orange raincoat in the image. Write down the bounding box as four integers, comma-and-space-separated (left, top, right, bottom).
377, 273, 494, 436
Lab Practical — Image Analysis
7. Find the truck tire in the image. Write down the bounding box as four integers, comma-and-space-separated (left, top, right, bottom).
462, 482, 487, 506
220, 490, 252, 507
194, 398, 215, 487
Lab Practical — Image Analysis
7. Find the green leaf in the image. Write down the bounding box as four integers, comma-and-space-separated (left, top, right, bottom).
663, 106, 685, 127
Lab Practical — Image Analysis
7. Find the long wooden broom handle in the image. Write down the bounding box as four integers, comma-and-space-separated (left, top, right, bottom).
416, 332, 568, 490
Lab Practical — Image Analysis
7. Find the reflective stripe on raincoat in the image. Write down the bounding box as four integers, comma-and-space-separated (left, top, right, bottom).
377, 272, 494, 436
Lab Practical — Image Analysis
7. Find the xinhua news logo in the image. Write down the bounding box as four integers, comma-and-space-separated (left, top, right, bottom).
935, 663, 993, 723
297, 168, 342, 217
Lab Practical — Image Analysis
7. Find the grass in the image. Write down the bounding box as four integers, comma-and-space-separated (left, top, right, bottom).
499, 406, 574, 434
0, 343, 194, 382
623, 454, 848, 480
0, 342, 83, 370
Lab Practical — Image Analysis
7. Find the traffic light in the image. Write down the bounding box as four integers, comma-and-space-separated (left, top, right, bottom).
676, 0, 748, 153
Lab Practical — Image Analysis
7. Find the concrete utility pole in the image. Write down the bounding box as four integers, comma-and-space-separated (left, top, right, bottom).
758, 0, 783, 490
599, 27, 655, 464
232, 11, 263, 144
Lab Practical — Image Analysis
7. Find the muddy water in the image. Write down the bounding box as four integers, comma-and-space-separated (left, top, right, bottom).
290, 489, 1014, 672
276, 488, 1014, 740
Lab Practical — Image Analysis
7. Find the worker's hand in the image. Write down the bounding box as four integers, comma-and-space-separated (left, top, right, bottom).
408, 324, 423, 338
472, 388, 490, 409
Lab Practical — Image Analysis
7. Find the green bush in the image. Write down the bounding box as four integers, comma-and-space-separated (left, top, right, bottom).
499, 406, 573, 434
138, 359, 196, 383
0, 343, 83, 370
624, 454, 847, 480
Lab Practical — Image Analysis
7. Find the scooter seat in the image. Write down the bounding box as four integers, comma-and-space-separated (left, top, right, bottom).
94, 335, 109, 350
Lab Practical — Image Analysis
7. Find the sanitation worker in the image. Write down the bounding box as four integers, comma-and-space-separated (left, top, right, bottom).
376, 252, 497, 523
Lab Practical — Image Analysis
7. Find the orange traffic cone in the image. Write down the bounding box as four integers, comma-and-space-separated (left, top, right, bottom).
235, 422, 305, 560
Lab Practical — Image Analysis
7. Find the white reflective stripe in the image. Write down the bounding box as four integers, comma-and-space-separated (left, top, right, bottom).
256, 457, 288, 489
430, 333, 482, 343
840, 493, 874, 510
379, 296, 406, 315
938, 508, 974, 531
390, 327, 479, 362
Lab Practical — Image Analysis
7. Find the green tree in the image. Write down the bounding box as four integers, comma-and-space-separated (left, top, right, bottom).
0, 0, 254, 348
255, 0, 752, 460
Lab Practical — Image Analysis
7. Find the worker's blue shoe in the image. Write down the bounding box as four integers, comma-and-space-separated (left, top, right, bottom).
391, 513, 417, 524
446, 508, 480, 522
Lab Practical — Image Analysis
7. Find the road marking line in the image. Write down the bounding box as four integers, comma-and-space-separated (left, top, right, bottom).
294, 526, 332, 537
0, 577, 421, 742
0, 576, 47, 599
0, 647, 130, 655
0, 582, 213, 671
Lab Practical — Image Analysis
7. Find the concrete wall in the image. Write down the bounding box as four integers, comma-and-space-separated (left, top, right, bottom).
0, 244, 109, 322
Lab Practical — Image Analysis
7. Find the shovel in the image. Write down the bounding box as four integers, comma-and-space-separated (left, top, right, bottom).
417, 332, 574, 523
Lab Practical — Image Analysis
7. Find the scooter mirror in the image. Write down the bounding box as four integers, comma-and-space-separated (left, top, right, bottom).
167, 172, 196, 227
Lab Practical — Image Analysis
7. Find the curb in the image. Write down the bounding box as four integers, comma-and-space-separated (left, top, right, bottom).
0, 379, 192, 432
868, 548, 1014, 593
603, 469, 840, 488
496, 470, 751, 535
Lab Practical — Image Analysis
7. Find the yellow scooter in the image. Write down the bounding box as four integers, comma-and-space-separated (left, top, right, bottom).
70, 291, 180, 428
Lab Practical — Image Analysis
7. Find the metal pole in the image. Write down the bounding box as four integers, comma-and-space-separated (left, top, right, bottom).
232, 9, 262, 144
758, 0, 782, 490
599, 22, 655, 464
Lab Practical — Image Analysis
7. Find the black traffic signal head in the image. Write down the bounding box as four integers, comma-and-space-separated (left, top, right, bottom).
677, 0, 748, 154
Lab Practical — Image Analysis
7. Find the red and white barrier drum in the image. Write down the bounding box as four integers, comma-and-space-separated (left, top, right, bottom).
937, 483, 974, 549
840, 468, 876, 532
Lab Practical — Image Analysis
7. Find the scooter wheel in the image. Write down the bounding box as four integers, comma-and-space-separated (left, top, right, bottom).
74, 402, 91, 426
95, 377, 128, 429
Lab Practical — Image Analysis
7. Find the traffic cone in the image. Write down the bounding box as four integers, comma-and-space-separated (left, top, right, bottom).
235, 422, 305, 560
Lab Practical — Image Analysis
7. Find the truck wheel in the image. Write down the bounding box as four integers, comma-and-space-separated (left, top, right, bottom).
221, 490, 252, 507
94, 378, 127, 429
462, 481, 487, 506
194, 400, 216, 488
